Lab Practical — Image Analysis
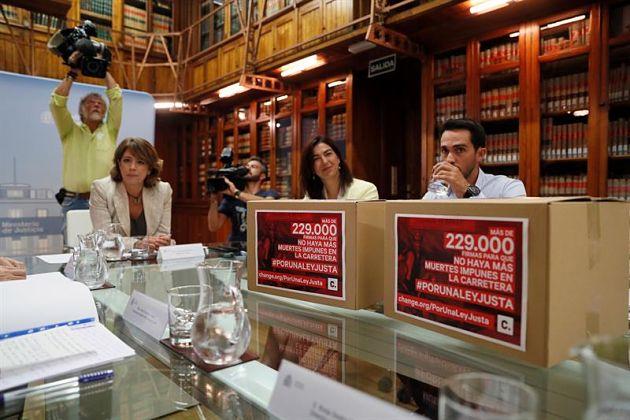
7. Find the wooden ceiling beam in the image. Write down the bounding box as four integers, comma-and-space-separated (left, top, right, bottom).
366, 23, 421, 58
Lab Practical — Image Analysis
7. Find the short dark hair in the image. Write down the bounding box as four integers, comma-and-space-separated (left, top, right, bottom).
300, 136, 353, 199
110, 137, 163, 188
441, 118, 486, 149
247, 155, 268, 177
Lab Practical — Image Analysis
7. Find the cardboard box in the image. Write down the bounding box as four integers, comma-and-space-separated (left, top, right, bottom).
384, 198, 629, 367
247, 200, 384, 309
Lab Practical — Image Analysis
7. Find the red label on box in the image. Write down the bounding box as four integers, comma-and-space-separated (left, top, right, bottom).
256, 210, 345, 300
395, 214, 528, 350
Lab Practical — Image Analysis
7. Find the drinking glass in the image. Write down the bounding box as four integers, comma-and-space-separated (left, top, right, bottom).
167, 285, 209, 347
103, 222, 125, 261
191, 259, 251, 365
576, 335, 630, 420
439, 372, 539, 420
130, 236, 150, 260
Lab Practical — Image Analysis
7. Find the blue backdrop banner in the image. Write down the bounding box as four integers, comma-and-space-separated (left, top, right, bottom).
0, 70, 155, 257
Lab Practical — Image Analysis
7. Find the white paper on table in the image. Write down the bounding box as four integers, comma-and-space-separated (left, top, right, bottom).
0, 273, 97, 339
0, 326, 96, 372
0, 323, 135, 392
36, 254, 72, 264
157, 243, 205, 262
268, 360, 423, 420
122, 290, 169, 340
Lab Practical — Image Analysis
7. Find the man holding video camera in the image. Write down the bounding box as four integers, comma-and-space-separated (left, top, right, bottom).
49, 53, 122, 223
207, 156, 279, 243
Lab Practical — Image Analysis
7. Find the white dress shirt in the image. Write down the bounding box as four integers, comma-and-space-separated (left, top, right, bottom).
422, 168, 526, 199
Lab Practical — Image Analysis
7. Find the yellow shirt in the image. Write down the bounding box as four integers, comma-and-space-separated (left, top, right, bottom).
49, 86, 122, 193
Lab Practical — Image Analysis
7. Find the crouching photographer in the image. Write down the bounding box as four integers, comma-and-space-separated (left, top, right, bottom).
207, 151, 279, 243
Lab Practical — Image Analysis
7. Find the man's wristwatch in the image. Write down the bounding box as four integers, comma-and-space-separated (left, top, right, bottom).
463, 185, 481, 198
234, 190, 241, 199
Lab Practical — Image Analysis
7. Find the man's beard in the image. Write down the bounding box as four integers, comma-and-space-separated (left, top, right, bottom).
86, 112, 104, 124
243, 174, 261, 182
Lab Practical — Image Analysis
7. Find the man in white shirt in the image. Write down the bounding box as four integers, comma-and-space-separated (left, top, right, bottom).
423, 119, 526, 199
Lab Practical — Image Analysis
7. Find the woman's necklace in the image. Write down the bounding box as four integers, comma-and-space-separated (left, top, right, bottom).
128, 191, 142, 205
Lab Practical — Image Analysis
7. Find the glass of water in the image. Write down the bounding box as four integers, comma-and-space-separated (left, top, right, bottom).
130, 236, 151, 260
103, 223, 125, 261
439, 372, 539, 420
191, 260, 251, 365
167, 285, 209, 347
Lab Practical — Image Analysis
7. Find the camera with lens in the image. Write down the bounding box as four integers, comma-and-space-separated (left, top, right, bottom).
207, 147, 249, 193
47, 20, 111, 78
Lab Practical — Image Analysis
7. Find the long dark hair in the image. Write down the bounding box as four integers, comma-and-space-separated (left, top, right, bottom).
300, 136, 353, 199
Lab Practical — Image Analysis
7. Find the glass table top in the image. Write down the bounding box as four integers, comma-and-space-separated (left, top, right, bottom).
3, 255, 618, 419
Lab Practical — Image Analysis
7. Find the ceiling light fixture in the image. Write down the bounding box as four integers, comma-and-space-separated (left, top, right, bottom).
217, 83, 249, 98
469, 0, 513, 15
572, 109, 589, 117
348, 40, 377, 54
509, 31, 520, 38
154, 101, 183, 109
541, 15, 586, 30
276, 94, 288, 101
279, 55, 326, 77
327, 80, 346, 88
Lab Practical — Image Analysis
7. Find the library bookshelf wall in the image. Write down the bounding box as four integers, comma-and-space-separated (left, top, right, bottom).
171, 73, 352, 203
422, 2, 630, 200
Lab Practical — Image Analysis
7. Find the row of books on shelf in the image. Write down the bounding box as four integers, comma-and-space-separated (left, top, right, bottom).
485, 133, 519, 163
326, 114, 346, 142
277, 126, 293, 149
0, 6, 19, 23
435, 94, 465, 125
609, 118, 630, 156
541, 119, 588, 159
32, 13, 63, 29
258, 102, 272, 118
435, 53, 465, 78
302, 93, 318, 108
480, 42, 518, 68
81, 0, 112, 17
123, 5, 147, 31
95, 26, 111, 41
266, 0, 289, 16
124, 28, 147, 48
541, 73, 589, 113
607, 178, 630, 200
480, 86, 519, 119
153, 21, 171, 33
277, 99, 293, 114
259, 126, 271, 151
275, 179, 292, 197
609, 64, 630, 103
327, 85, 346, 102
276, 154, 292, 176
540, 175, 587, 196
540, 20, 590, 55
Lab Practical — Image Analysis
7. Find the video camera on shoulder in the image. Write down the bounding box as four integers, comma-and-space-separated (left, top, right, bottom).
47, 20, 111, 78
206, 147, 249, 193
